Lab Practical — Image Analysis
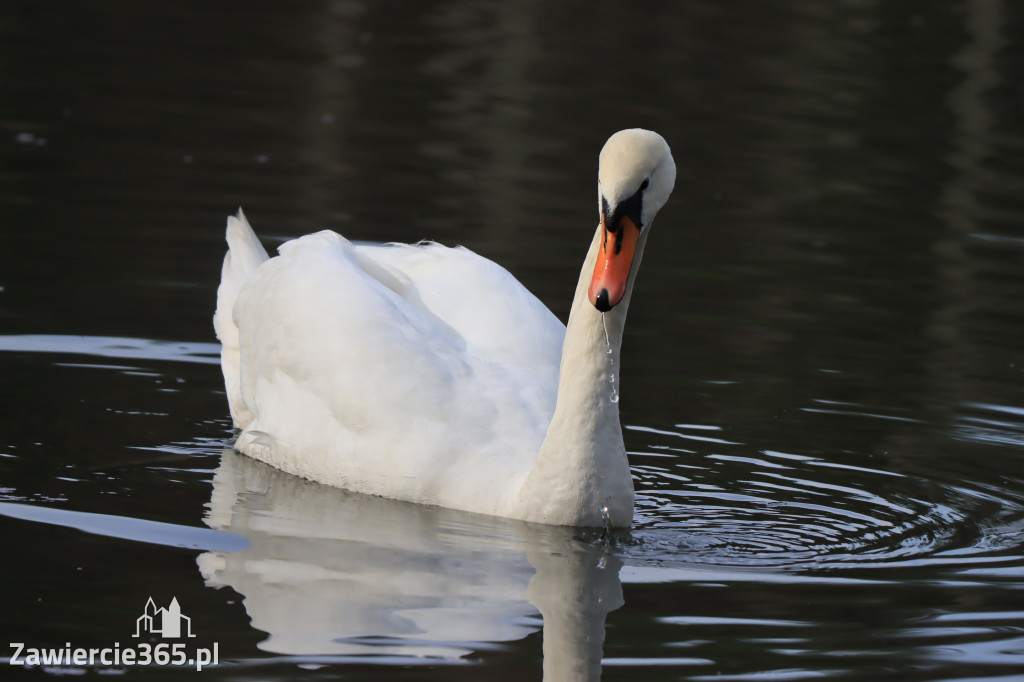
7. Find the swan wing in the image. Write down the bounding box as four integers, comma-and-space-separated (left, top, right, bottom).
224, 226, 564, 513
351, 240, 565, 381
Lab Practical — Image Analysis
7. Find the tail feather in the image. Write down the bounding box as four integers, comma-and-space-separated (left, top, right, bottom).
215, 209, 270, 428
226, 208, 270, 276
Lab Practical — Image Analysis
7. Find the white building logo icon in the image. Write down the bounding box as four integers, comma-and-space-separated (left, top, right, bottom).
133, 597, 196, 638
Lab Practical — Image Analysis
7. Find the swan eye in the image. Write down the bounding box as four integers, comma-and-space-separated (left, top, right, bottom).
640, 178, 650, 191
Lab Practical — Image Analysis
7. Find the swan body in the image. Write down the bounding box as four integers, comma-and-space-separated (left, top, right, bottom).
215, 129, 676, 527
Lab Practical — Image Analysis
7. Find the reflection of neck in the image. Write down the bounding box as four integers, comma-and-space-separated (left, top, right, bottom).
525, 546, 624, 682
517, 225, 643, 527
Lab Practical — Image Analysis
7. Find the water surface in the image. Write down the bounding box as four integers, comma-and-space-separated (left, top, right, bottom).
2, 1, 1024, 680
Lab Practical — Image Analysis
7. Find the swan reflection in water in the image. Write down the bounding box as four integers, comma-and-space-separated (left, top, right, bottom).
197, 449, 623, 679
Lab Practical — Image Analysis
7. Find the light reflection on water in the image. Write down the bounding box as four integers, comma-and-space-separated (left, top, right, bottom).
630, 420, 1024, 571
3, 0, 1024, 679
1, 335, 1023, 681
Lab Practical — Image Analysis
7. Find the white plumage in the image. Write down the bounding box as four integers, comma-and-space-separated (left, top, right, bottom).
215, 129, 676, 527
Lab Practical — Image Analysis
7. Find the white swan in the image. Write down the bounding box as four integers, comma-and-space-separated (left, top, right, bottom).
214, 128, 676, 528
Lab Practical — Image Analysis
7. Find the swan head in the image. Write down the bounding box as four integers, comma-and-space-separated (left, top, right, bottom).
588, 128, 676, 312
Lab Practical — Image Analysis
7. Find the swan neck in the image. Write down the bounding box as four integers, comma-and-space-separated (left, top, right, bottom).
560, 233, 628, 407
516, 225, 642, 527
558, 223, 646, 413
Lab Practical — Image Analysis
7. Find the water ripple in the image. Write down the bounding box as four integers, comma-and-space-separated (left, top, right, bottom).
625, 423, 1024, 572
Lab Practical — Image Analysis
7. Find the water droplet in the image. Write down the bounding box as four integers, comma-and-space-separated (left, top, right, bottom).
601, 313, 619, 403
600, 506, 617, 547
601, 312, 612, 353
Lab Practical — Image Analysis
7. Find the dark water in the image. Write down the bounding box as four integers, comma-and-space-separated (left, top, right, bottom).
2, 1, 1024, 680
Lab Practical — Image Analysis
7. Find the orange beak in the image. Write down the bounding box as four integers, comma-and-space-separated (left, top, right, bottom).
588, 214, 640, 312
